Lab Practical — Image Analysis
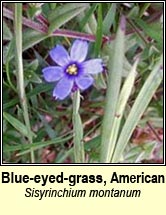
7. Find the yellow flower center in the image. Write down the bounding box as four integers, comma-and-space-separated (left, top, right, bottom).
66, 64, 78, 75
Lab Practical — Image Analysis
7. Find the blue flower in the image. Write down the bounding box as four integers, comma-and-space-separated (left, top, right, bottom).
42, 39, 103, 100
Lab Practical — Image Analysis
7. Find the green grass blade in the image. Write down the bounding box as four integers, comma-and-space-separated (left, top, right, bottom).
23, 29, 48, 51
103, 3, 116, 35
134, 18, 162, 49
107, 59, 138, 162
3, 20, 13, 40
4, 30, 48, 62
3, 134, 73, 153
3, 84, 53, 110
139, 3, 151, 18
48, 3, 88, 33
49, 3, 57, 10
72, 90, 85, 163
94, 3, 103, 57
14, 3, 35, 162
87, 11, 97, 34
100, 16, 126, 163
112, 55, 163, 162
3, 38, 15, 64
3, 112, 35, 138
77, 5, 97, 35
79, 3, 98, 31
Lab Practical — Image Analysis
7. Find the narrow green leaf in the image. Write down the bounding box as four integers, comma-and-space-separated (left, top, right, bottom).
73, 90, 84, 163
48, 3, 88, 22
79, 4, 98, 31
127, 6, 139, 18
55, 149, 73, 163
4, 30, 48, 62
103, 3, 116, 35
124, 141, 156, 163
3, 20, 13, 40
77, 7, 97, 34
87, 12, 97, 34
48, 3, 88, 33
84, 135, 101, 151
38, 113, 56, 139
107, 59, 138, 162
100, 16, 126, 163
49, 3, 57, 10
94, 3, 103, 57
135, 19, 162, 49
56, 135, 101, 163
3, 112, 35, 138
3, 84, 53, 110
23, 29, 48, 51
3, 134, 73, 153
14, 3, 35, 162
3, 38, 15, 64
112, 55, 163, 162
139, 3, 151, 18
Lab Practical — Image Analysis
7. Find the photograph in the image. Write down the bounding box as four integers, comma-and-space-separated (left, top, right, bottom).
2, 2, 164, 164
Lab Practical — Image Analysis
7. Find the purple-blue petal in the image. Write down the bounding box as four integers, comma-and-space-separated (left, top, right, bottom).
49, 45, 70, 66
53, 77, 74, 100
70, 40, 88, 62
75, 75, 94, 90
82, 59, 103, 74
42, 66, 64, 82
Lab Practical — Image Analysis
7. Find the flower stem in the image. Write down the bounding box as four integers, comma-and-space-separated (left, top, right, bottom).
14, 3, 35, 163
72, 90, 85, 163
